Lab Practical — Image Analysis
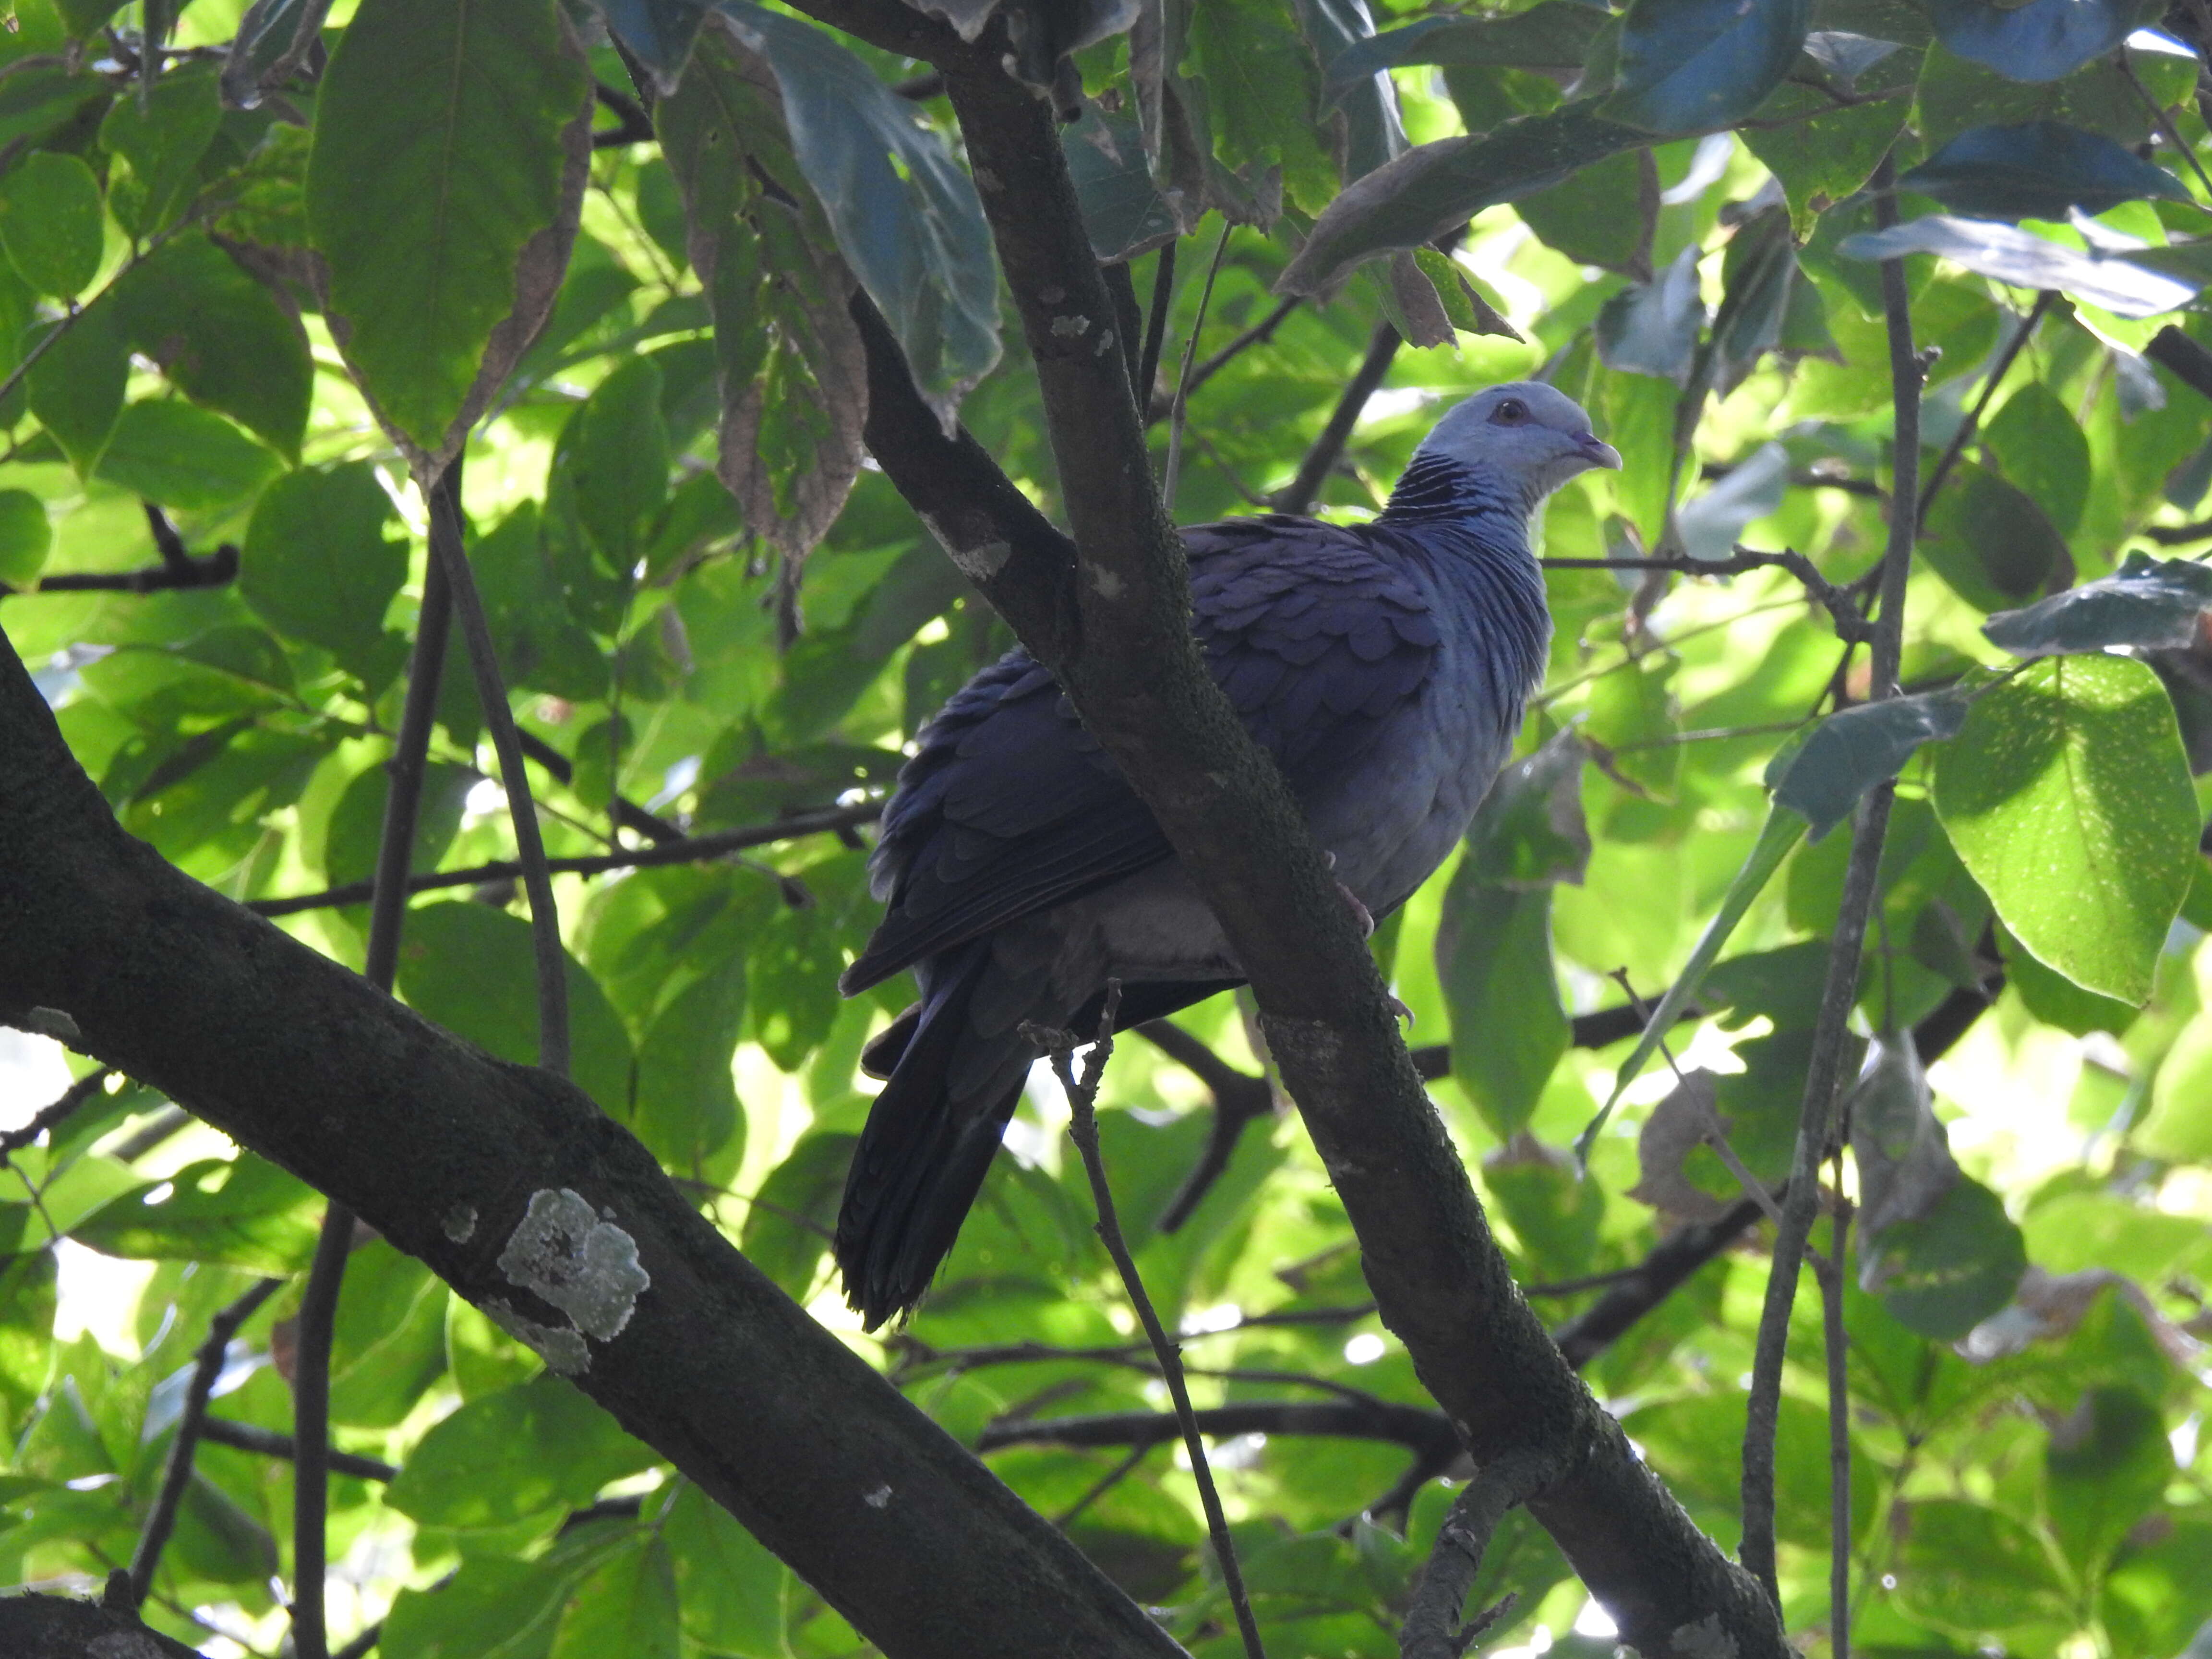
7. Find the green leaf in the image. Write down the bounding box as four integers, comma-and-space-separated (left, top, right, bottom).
717, 5, 1000, 414
0, 487, 51, 585
1771, 691, 1969, 841
1594, 244, 1703, 382
1837, 216, 2199, 319
2002, 925, 2136, 1036
595, 0, 710, 88
1894, 1498, 2072, 1635
71, 1155, 322, 1271
1278, 104, 1647, 297
470, 502, 610, 702
1849, 1032, 1961, 1240
1920, 0, 2144, 84
330, 1239, 452, 1428
1063, 105, 1184, 263
24, 296, 126, 473
1985, 381, 2090, 538
1437, 880, 1568, 1139
111, 233, 314, 461
1183, 0, 1338, 214
307, 0, 590, 456
1899, 120, 2191, 222
567, 355, 669, 564
1516, 148, 1649, 275
631, 970, 745, 1180
1919, 462, 2066, 614
664, 1482, 792, 1659
1320, 3, 1610, 109
1861, 1173, 2027, 1338
0, 150, 103, 300
2046, 1384, 2172, 1577
1983, 550, 2212, 656
386, 1374, 658, 1528
1604, 0, 1808, 135
96, 400, 281, 513
740, 1130, 853, 1299
381, 1541, 621, 1659
322, 760, 478, 890
551, 1534, 680, 1659
1741, 85, 1909, 233
1461, 729, 1589, 887
1577, 803, 1806, 1158
241, 463, 410, 685
656, 24, 867, 564
98, 59, 221, 235
0, 66, 107, 153
1288, 0, 1407, 184
395, 903, 636, 1116
1932, 655, 2195, 1003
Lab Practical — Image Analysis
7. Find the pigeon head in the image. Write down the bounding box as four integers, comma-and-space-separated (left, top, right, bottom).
1403, 382, 1621, 517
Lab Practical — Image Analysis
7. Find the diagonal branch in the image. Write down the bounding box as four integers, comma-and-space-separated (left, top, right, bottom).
798, 8, 1790, 1650
0, 619, 1184, 1659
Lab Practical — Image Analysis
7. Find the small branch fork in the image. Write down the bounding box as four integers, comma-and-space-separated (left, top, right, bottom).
0, 504, 237, 598
1399, 1447, 1557, 1659
1543, 545, 1871, 644
1030, 985, 1268, 1659
125, 1277, 282, 1610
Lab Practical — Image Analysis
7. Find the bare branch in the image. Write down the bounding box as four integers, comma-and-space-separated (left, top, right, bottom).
200, 1418, 399, 1483
0, 1068, 110, 1159
245, 802, 881, 918
128, 1278, 282, 1608
1740, 146, 1922, 1604
426, 468, 569, 1077
1137, 241, 1178, 416
1045, 990, 1268, 1659
1400, 1447, 1557, 1659
1916, 290, 2055, 530
1272, 322, 1400, 515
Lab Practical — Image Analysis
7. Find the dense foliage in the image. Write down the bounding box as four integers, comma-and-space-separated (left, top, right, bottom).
6, 0, 2212, 1655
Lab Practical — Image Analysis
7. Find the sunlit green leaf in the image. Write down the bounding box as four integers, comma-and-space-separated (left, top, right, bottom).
1933, 655, 2195, 1003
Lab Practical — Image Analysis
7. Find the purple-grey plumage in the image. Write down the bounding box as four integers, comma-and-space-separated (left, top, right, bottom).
835, 382, 1620, 1328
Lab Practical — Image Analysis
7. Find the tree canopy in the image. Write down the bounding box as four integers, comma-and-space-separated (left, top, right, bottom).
4, 1, 2212, 1657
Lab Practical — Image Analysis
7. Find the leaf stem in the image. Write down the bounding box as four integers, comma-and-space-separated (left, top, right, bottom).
1162, 220, 1233, 514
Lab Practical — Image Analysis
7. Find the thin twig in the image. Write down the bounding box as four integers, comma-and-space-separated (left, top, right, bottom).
1820, 1177, 1854, 1659
246, 800, 880, 918
1055, 1444, 1151, 1530
591, 79, 656, 148
1542, 545, 1869, 641
1274, 321, 1400, 515
198, 1418, 398, 1482
1399, 1447, 1555, 1659
1915, 290, 2055, 530
2121, 47, 2212, 200
0, 1069, 110, 1159
1137, 240, 1177, 415
127, 1278, 281, 1608
293, 476, 456, 1659
426, 469, 570, 1076
1043, 985, 1267, 1659
1179, 295, 1299, 408
1162, 220, 1233, 513
1740, 148, 1921, 1606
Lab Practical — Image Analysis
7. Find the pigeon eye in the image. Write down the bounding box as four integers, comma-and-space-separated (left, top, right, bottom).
1491, 398, 1527, 425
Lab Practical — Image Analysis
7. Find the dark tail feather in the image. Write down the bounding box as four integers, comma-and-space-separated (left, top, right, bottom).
835, 942, 1029, 1329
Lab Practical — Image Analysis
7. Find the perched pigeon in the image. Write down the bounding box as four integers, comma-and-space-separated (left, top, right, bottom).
835, 382, 1620, 1328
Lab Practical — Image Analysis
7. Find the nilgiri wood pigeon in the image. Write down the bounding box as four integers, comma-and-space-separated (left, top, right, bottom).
834, 382, 1621, 1327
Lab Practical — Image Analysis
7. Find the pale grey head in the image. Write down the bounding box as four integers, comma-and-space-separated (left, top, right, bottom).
1412, 381, 1621, 513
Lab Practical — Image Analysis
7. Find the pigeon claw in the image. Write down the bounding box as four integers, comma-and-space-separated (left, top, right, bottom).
1335, 879, 1375, 940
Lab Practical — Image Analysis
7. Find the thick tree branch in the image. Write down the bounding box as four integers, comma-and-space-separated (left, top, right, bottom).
810, 18, 1790, 1652
0, 1592, 202, 1658
0, 632, 1181, 1659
